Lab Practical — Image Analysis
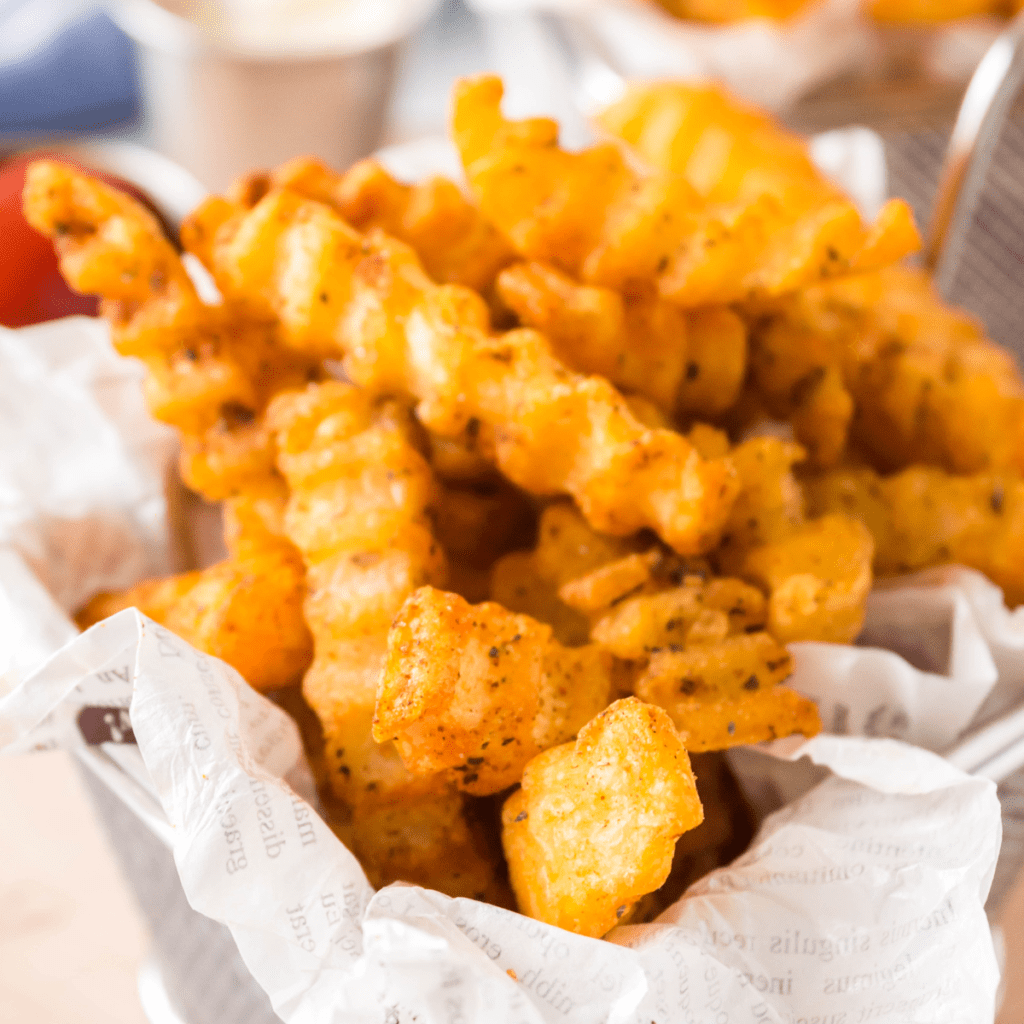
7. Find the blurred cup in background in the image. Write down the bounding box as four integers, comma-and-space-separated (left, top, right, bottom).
110, 0, 439, 190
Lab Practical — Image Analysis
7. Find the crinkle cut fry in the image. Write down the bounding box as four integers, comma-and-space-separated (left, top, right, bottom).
501, 697, 703, 937
634, 635, 818, 751
196, 184, 739, 555
495, 261, 746, 419
452, 76, 919, 307
805, 465, 1024, 606
748, 266, 1024, 474
557, 539, 820, 750
375, 586, 616, 795
266, 381, 508, 899
537, 512, 820, 751
264, 155, 517, 294
76, 512, 312, 693
22, 160, 316, 500
490, 500, 649, 646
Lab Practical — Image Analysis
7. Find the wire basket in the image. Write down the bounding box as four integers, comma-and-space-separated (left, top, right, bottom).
61, 20, 1024, 1017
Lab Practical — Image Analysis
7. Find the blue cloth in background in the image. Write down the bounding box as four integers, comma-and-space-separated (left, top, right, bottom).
0, 10, 140, 139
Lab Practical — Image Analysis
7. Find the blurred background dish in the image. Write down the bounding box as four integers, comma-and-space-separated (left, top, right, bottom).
110, 0, 438, 190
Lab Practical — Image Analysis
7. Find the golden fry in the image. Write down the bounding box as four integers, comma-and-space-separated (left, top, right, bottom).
737, 514, 874, 643
268, 155, 517, 294
454, 76, 917, 306
490, 501, 645, 645
267, 381, 447, 806
375, 586, 616, 795
268, 381, 509, 898
749, 266, 1024, 473
77, 524, 312, 693
584, 574, 768, 660
501, 697, 703, 937
805, 466, 1024, 606
23, 161, 315, 500
634, 634, 817, 751
497, 261, 747, 420
718, 435, 807, 560
193, 183, 739, 554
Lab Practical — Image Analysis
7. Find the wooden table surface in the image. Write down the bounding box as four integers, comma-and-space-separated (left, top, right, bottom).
1, 749, 1021, 1023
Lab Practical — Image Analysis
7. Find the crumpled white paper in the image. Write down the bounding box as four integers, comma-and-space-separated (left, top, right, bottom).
0, 317, 175, 691
0, 610, 1004, 1024
790, 566, 1024, 753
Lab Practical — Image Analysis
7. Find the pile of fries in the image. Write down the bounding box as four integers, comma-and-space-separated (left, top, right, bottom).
652, 0, 1024, 23
29, 76, 1024, 938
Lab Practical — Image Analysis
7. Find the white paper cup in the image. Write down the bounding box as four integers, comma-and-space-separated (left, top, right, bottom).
110, 0, 439, 190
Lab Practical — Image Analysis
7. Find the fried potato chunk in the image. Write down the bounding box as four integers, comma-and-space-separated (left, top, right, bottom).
268, 381, 508, 898
454, 76, 917, 306
194, 182, 739, 554
496, 261, 747, 420
490, 501, 645, 645
585, 574, 768, 659
375, 587, 616, 795
634, 634, 817, 750
259, 155, 517, 294
77, 517, 312, 693
501, 697, 703, 936
717, 435, 807, 564
806, 466, 1024, 606
557, 545, 818, 751
23, 160, 316, 500
267, 381, 448, 806
749, 266, 1024, 473
737, 514, 874, 643
334, 795, 512, 903
677, 306, 748, 418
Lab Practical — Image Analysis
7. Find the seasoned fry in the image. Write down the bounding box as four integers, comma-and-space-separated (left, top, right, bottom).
23, 160, 316, 499
454, 76, 918, 306
192, 183, 739, 553
496, 261, 747, 420
332, 793, 512, 902
558, 540, 819, 751
717, 435, 807, 561
77, 514, 312, 693
246, 155, 518, 295
490, 501, 645, 645
267, 381, 509, 897
267, 381, 446, 805
598, 80, 839, 207
748, 266, 1024, 472
584, 574, 768, 659
737, 514, 874, 643
678, 306, 748, 418
501, 697, 703, 937
375, 586, 616, 794
805, 466, 1024, 606
634, 634, 817, 750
